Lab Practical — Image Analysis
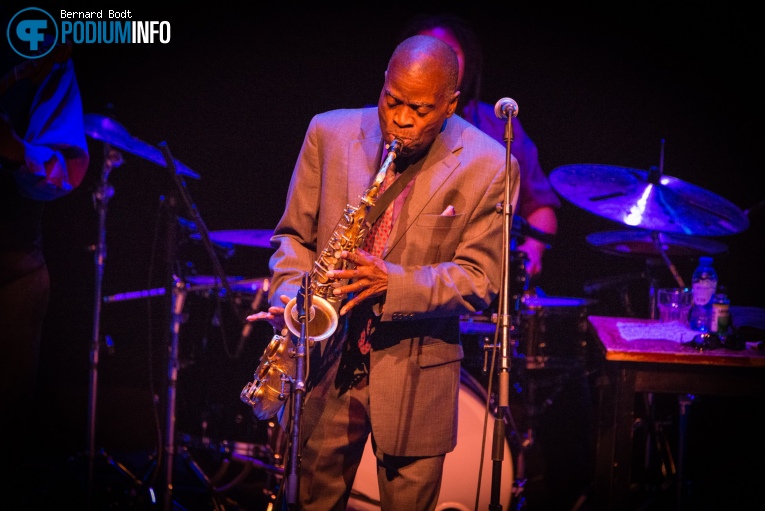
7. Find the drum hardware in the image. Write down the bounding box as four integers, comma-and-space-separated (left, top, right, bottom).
460, 289, 600, 510
191, 229, 276, 250
82, 112, 199, 508
515, 294, 596, 370
551, 144, 746, 318
84, 113, 201, 180
102, 275, 269, 304
84, 117, 285, 508
173, 433, 284, 507
86, 133, 264, 510
549, 162, 749, 236
585, 230, 728, 259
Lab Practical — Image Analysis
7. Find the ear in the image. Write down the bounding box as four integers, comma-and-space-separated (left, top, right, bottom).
445, 90, 460, 117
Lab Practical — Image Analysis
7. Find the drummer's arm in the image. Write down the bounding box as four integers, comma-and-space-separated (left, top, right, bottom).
2, 59, 89, 201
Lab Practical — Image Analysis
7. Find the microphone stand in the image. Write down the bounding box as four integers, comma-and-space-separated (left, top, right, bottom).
490, 99, 520, 511
285, 272, 311, 510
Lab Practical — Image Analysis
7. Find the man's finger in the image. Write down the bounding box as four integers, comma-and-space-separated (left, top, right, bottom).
247, 311, 272, 322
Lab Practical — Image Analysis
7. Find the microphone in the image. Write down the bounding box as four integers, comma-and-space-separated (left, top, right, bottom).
296, 272, 313, 322
494, 97, 519, 120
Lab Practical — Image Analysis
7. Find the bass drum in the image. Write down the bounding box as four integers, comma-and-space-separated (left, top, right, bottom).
347, 369, 513, 511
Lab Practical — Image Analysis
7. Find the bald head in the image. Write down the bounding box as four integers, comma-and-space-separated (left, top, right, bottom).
377, 35, 461, 160
388, 35, 459, 98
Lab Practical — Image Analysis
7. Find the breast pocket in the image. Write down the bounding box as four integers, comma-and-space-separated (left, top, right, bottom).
406, 213, 466, 260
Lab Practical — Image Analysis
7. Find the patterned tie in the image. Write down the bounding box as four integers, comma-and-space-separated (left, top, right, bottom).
354, 161, 397, 357
362, 163, 397, 257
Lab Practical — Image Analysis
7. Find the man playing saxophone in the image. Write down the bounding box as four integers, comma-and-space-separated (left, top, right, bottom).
247, 34, 517, 510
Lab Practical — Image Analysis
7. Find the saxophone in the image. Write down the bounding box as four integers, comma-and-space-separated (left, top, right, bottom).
240, 139, 403, 420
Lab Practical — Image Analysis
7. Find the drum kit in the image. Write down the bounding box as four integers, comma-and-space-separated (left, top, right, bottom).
455, 156, 750, 509
83, 112, 751, 510
83, 113, 283, 510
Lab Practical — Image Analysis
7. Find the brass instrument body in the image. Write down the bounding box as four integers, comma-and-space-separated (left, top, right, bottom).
241, 139, 402, 420
240, 334, 296, 420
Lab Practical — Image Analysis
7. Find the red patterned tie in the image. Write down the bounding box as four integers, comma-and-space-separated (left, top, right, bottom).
362, 164, 397, 257
356, 163, 396, 356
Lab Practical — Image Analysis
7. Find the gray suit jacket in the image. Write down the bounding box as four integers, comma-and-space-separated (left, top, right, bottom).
269, 107, 519, 457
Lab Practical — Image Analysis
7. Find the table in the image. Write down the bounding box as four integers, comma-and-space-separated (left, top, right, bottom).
586, 315, 765, 510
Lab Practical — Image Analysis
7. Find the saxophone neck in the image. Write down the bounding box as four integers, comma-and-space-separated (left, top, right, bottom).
366, 138, 404, 200
380, 138, 403, 177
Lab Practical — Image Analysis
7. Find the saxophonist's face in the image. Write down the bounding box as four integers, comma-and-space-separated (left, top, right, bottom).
377, 57, 459, 161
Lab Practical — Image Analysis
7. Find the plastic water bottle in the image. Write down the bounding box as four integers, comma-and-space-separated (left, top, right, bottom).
689, 256, 718, 332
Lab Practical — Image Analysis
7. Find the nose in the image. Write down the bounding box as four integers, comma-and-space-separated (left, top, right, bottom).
392, 108, 414, 129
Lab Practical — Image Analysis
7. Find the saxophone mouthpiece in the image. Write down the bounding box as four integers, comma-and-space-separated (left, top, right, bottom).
387, 138, 404, 157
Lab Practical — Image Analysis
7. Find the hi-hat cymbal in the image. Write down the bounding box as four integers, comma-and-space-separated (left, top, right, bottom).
549, 164, 749, 236
586, 230, 728, 258
84, 113, 201, 179
206, 229, 275, 249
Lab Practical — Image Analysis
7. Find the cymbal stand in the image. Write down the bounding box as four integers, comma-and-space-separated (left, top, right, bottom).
162, 271, 187, 511
645, 140, 685, 317
157, 142, 240, 511
640, 227, 687, 508
86, 141, 122, 510
648, 232, 686, 318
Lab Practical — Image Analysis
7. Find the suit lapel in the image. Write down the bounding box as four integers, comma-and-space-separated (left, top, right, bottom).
385, 120, 463, 256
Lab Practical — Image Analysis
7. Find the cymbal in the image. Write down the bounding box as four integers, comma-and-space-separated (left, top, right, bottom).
187, 275, 269, 294
586, 230, 728, 258
206, 229, 275, 249
84, 113, 201, 179
103, 276, 269, 303
549, 164, 749, 236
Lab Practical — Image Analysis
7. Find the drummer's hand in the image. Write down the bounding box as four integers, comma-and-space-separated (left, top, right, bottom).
326, 249, 388, 316
517, 238, 546, 277
246, 295, 289, 333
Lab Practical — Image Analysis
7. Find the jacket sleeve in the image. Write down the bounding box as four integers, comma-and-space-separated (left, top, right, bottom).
267, 115, 323, 306
13, 59, 89, 201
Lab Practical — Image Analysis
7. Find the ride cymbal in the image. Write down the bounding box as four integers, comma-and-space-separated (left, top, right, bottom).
84, 113, 201, 179
549, 164, 748, 236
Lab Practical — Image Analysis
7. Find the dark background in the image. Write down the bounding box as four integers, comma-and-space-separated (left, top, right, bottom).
17, 2, 764, 509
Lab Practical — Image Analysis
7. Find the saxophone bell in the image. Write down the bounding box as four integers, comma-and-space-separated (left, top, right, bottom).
283, 295, 338, 342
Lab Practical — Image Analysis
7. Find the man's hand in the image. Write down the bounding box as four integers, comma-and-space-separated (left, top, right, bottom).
326, 249, 388, 316
246, 294, 290, 333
